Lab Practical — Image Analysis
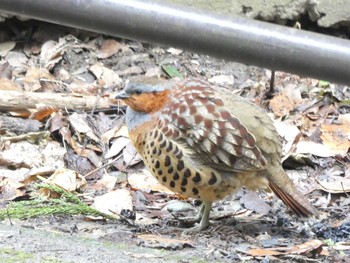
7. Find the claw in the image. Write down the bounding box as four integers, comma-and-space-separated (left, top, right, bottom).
182, 201, 212, 234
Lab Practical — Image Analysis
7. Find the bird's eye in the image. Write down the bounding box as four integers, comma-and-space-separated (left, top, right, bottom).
134, 89, 142, 95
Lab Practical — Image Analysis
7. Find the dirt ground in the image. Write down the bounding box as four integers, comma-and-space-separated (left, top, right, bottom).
0, 18, 349, 262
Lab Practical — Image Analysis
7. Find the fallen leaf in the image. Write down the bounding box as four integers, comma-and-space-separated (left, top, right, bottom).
269, 93, 295, 117
0, 178, 26, 200
123, 142, 142, 166
91, 173, 118, 191
96, 39, 129, 59
274, 121, 301, 158
240, 192, 271, 215
23, 67, 55, 92
287, 239, 324, 255
40, 40, 64, 69
114, 125, 129, 138
247, 239, 323, 256
105, 137, 129, 159
162, 65, 183, 79
316, 179, 350, 193
163, 200, 195, 213
92, 189, 133, 217
42, 168, 87, 192
334, 242, 350, 251
208, 75, 234, 85
117, 66, 143, 76
270, 84, 303, 117
68, 112, 100, 142
296, 140, 341, 157
6, 51, 28, 68
166, 47, 183, 55
145, 67, 161, 78
29, 104, 58, 121
89, 63, 122, 87
128, 169, 173, 194
0, 78, 21, 91
137, 234, 193, 250
0, 41, 16, 57
320, 123, 350, 156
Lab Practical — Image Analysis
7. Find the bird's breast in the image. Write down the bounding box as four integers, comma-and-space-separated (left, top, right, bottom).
136, 129, 243, 202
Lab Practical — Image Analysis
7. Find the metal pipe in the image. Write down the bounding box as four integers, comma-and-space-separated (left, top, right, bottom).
1, 0, 350, 85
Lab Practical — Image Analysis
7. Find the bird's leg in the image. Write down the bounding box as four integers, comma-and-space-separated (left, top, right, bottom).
180, 202, 205, 224
182, 201, 212, 233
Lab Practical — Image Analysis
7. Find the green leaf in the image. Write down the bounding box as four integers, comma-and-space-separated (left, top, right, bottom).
319, 80, 330, 87
162, 65, 183, 79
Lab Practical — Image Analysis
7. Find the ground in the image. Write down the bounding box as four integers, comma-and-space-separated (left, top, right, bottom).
0, 18, 349, 262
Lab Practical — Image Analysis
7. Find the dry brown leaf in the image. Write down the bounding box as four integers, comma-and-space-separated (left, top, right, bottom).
40, 40, 64, 69
50, 111, 67, 133
70, 139, 101, 167
287, 239, 324, 254
137, 234, 193, 249
96, 39, 129, 59
246, 248, 281, 256
42, 168, 87, 192
0, 78, 21, 91
269, 93, 295, 117
0, 178, 26, 201
320, 123, 350, 156
269, 84, 304, 118
40, 35, 92, 69
128, 169, 173, 194
91, 173, 117, 192
89, 63, 122, 88
247, 239, 323, 256
23, 68, 55, 92
316, 179, 350, 193
29, 104, 58, 121
68, 112, 100, 142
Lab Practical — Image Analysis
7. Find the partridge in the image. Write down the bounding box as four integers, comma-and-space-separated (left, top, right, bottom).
115, 78, 317, 232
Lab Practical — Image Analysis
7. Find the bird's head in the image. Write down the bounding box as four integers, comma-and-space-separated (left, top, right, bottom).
115, 78, 173, 113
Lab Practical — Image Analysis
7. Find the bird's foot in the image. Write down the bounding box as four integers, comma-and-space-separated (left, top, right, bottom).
181, 201, 212, 234
179, 204, 204, 225
182, 217, 210, 234
179, 215, 201, 225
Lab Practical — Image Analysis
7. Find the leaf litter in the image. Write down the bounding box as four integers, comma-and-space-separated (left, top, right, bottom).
0, 18, 349, 262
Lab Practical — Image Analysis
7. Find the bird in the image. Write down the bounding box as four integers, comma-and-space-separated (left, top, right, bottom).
115, 78, 317, 232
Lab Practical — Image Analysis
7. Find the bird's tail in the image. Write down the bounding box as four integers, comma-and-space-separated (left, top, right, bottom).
267, 166, 318, 217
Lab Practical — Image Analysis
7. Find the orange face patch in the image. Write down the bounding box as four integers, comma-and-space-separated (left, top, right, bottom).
124, 90, 170, 113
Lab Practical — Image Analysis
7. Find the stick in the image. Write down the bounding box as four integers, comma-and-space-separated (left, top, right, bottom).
0, 90, 112, 111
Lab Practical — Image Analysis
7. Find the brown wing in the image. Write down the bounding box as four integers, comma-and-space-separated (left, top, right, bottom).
159, 84, 267, 173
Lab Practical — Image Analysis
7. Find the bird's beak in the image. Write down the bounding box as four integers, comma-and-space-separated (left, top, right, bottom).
115, 90, 129, 100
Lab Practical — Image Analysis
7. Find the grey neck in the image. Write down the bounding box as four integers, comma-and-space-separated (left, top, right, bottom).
125, 107, 153, 130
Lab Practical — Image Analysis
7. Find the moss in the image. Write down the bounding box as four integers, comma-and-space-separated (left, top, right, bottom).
0, 248, 34, 263
0, 183, 115, 220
